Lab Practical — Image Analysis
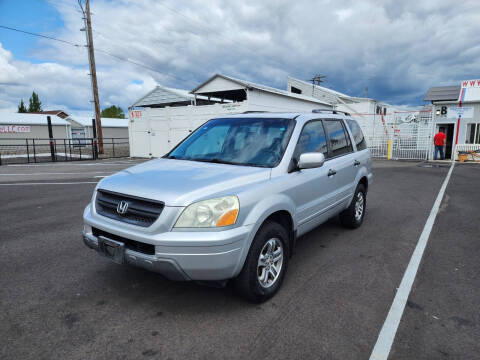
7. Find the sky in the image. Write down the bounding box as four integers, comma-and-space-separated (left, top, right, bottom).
0, 0, 480, 116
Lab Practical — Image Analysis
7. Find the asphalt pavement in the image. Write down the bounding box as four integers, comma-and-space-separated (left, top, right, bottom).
0, 159, 478, 359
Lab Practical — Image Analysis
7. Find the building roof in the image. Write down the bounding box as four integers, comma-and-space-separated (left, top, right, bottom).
0, 112, 71, 125
30, 110, 70, 119
191, 73, 331, 106
424, 86, 460, 102
69, 116, 128, 128
132, 85, 193, 107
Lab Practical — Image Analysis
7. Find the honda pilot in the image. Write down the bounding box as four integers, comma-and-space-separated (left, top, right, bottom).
83, 111, 373, 302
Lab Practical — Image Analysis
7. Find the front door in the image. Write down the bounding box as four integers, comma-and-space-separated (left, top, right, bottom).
437, 124, 454, 159
290, 120, 335, 234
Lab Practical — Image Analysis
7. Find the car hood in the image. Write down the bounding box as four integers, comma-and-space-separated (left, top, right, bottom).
96, 158, 271, 206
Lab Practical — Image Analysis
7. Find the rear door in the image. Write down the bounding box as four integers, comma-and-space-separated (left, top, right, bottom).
323, 119, 356, 205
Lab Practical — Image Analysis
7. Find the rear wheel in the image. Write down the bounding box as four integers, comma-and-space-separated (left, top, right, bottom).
340, 184, 366, 229
234, 221, 289, 302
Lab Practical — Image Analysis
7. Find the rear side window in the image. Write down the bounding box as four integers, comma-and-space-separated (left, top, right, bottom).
346, 119, 367, 151
294, 120, 328, 158
323, 120, 353, 157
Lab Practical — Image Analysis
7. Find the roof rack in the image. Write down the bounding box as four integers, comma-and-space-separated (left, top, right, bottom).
312, 109, 351, 116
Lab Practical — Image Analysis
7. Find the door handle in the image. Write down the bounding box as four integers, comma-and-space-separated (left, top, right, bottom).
354, 160, 361, 167
328, 169, 337, 177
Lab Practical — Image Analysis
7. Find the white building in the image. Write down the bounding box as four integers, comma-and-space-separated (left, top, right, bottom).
425, 79, 480, 159
129, 74, 332, 158
66, 116, 129, 140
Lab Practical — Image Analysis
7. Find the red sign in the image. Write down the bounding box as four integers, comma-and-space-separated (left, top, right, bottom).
130, 110, 142, 119
0, 125, 31, 133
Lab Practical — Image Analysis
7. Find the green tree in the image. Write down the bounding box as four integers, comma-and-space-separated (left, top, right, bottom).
18, 99, 27, 113
27, 91, 42, 112
100, 105, 125, 118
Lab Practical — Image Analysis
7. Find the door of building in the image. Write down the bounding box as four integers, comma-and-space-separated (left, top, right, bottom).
437, 124, 454, 159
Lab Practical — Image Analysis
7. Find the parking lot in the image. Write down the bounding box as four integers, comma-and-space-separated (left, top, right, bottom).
1, 159, 479, 360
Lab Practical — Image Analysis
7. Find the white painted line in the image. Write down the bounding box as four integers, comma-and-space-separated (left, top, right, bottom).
0, 182, 98, 186
369, 163, 455, 360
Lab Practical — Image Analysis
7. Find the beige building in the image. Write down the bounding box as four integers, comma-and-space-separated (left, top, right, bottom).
0, 112, 71, 144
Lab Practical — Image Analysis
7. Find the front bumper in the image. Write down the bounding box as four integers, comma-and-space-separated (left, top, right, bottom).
82, 222, 253, 281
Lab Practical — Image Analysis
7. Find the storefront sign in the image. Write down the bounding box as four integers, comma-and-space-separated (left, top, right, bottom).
459, 79, 480, 102
447, 106, 473, 119
0, 125, 31, 133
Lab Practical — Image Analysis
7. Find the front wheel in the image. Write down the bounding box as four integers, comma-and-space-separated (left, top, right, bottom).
234, 221, 289, 302
339, 184, 366, 229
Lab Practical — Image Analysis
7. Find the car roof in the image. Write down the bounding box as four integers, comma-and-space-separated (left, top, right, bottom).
217, 111, 353, 125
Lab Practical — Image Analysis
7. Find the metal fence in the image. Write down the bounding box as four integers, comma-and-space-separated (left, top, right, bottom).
352, 107, 435, 160
0, 138, 129, 165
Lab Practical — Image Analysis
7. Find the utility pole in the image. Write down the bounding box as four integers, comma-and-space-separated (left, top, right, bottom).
80, 0, 103, 154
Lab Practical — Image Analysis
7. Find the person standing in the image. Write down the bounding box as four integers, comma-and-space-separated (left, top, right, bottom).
434, 129, 447, 160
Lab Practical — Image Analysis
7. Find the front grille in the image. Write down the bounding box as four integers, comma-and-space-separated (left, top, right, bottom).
95, 189, 164, 227
93, 227, 155, 255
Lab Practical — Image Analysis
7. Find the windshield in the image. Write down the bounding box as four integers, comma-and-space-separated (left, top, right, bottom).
166, 117, 296, 167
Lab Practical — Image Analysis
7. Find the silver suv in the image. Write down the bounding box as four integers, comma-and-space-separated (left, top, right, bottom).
83, 111, 372, 302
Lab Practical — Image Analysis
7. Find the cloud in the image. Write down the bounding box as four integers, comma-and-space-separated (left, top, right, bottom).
1, 0, 480, 113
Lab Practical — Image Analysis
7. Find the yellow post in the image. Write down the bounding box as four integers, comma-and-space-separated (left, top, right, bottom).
387, 139, 392, 160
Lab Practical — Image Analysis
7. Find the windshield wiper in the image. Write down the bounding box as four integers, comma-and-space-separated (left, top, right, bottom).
192, 158, 244, 165
191, 158, 268, 167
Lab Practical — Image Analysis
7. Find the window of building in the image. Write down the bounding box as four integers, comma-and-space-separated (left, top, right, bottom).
466, 123, 480, 144
323, 120, 353, 157
346, 119, 367, 150
290, 86, 302, 94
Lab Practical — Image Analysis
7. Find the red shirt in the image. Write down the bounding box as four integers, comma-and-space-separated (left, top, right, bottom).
434, 132, 446, 146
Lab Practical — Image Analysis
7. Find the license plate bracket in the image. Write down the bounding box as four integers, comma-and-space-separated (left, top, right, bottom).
98, 236, 125, 264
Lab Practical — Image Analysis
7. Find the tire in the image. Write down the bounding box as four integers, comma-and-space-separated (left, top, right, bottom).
234, 221, 289, 303
339, 184, 366, 229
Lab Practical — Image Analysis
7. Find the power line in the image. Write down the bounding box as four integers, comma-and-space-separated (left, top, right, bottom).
95, 48, 188, 82
0, 24, 188, 82
0, 25, 83, 47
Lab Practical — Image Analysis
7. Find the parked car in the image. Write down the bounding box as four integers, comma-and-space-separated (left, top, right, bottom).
83, 111, 372, 302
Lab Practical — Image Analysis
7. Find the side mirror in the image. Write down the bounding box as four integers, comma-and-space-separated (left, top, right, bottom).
298, 152, 325, 169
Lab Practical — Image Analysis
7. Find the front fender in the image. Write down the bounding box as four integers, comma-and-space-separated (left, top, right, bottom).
232, 193, 296, 276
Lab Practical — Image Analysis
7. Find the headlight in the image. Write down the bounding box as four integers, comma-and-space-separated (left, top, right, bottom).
174, 196, 239, 228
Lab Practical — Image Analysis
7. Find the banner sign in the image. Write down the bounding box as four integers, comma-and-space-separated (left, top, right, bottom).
458, 79, 480, 102
447, 106, 474, 119
0, 125, 31, 133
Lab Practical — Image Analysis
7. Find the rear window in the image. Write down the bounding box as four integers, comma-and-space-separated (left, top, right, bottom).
346, 119, 367, 151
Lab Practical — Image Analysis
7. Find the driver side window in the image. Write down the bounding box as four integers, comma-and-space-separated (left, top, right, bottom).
293, 120, 328, 159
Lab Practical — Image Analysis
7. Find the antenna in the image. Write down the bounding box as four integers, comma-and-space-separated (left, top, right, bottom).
309, 74, 326, 86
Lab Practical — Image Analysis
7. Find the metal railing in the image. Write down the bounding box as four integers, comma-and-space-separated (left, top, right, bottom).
0, 137, 129, 165
351, 107, 435, 161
